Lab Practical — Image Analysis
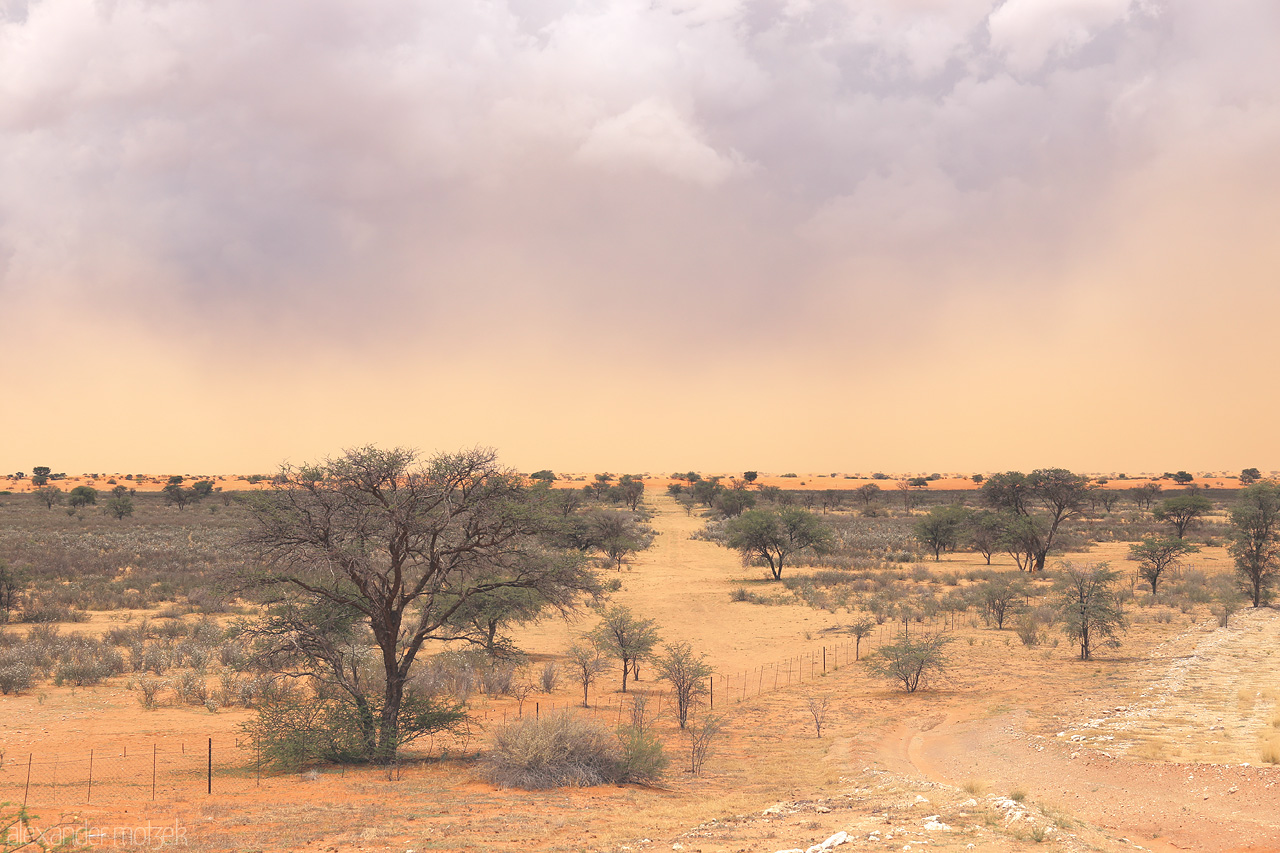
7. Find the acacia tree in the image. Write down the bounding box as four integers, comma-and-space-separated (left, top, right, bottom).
966, 510, 1002, 565
68, 485, 97, 508
983, 469, 1087, 571
0, 559, 26, 624
1127, 537, 1199, 594
590, 605, 660, 693
975, 576, 1029, 629
1128, 482, 1162, 512
653, 643, 712, 728
848, 619, 874, 660
723, 507, 833, 580
565, 640, 608, 708
1055, 562, 1126, 660
1229, 482, 1280, 607
854, 483, 881, 513
584, 510, 656, 571
238, 446, 600, 762
33, 486, 63, 509
869, 633, 950, 693
1154, 493, 1213, 539
913, 505, 969, 560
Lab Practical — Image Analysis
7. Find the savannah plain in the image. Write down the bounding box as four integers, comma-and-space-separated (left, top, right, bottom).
1, 467, 1278, 853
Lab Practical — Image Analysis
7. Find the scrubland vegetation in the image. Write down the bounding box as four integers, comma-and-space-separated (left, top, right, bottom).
1, 456, 1278, 853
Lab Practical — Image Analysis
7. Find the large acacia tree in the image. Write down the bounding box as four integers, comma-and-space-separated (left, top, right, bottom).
723, 507, 833, 580
239, 446, 600, 762
982, 469, 1088, 571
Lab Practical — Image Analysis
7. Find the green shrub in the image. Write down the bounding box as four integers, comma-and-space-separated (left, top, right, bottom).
244, 688, 465, 770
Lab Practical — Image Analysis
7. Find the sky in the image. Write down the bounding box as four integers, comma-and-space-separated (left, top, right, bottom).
2, 0, 1279, 477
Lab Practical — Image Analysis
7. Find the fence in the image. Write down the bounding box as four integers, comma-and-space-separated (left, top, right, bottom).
0, 740, 255, 808
1, 625, 928, 809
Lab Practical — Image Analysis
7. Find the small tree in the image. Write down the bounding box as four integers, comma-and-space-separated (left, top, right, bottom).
1129, 482, 1162, 512
975, 577, 1029, 629
31, 466, 51, 486
913, 504, 968, 560
653, 643, 712, 729
1229, 482, 1280, 607
714, 489, 756, 518
1240, 468, 1261, 485
590, 606, 660, 693
584, 510, 655, 571
1154, 494, 1213, 539
854, 483, 881, 513
686, 714, 722, 776
723, 508, 833, 580
565, 641, 608, 708
68, 485, 98, 509
0, 559, 27, 623
966, 510, 1002, 565
162, 483, 193, 511
1055, 562, 1126, 660
806, 695, 832, 737
1127, 537, 1199, 594
105, 493, 135, 520
869, 633, 950, 693
33, 486, 63, 509
848, 619, 874, 660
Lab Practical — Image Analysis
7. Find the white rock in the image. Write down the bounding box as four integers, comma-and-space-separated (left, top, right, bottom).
672, 845, 684, 851
821, 830, 848, 848
914, 795, 929, 804
924, 820, 951, 831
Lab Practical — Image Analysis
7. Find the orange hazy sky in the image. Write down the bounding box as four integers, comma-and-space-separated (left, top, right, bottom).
2, 0, 1278, 477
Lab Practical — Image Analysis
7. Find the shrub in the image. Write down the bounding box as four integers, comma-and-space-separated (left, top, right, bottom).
481, 712, 663, 789
135, 675, 166, 709
868, 633, 950, 693
539, 661, 560, 694
0, 660, 33, 695
244, 688, 465, 770
175, 670, 209, 705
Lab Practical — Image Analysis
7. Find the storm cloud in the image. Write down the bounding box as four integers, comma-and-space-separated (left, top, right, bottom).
2, 0, 1278, 472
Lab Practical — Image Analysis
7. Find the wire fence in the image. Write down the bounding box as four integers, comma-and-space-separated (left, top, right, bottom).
1, 624, 935, 810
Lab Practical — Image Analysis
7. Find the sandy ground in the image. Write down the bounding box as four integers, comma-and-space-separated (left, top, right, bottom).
3, 491, 1278, 853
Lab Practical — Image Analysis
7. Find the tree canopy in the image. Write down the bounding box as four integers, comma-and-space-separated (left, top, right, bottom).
239, 446, 601, 762
723, 507, 833, 580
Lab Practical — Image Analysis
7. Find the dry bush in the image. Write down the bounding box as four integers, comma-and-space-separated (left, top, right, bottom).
0, 652, 33, 695
687, 714, 723, 776
481, 712, 661, 789
174, 670, 208, 704
135, 675, 166, 709
482, 663, 518, 697
806, 695, 831, 738
539, 661, 560, 693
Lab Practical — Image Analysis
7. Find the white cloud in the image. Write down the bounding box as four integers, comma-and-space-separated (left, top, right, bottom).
988, 0, 1136, 74
576, 97, 744, 185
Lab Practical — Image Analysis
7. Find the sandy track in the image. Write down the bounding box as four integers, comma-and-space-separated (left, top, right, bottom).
892, 610, 1280, 852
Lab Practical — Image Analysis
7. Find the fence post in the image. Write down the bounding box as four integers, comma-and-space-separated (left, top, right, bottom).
87, 749, 93, 804
207, 738, 212, 795
823, 647, 827, 674
23, 754, 31, 808
256, 744, 261, 786
152, 745, 157, 801
709, 676, 714, 709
